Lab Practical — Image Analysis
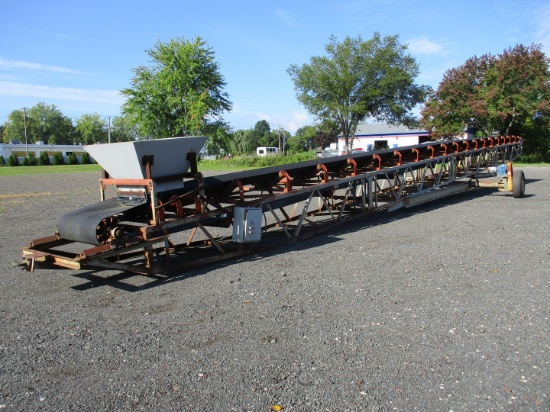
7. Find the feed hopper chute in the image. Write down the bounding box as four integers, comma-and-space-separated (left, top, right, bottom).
57, 136, 207, 245
84, 136, 207, 192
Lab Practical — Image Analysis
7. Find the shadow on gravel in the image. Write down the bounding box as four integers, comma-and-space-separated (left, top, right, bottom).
69, 186, 523, 292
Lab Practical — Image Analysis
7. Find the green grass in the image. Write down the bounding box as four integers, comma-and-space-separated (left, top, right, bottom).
0, 164, 102, 176
513, 161, 550, 166
2, 156, 542, 177
197, 162, 258, 172
0, 161, 259, 177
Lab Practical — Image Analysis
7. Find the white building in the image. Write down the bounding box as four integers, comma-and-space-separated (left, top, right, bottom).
0, 141, 86, 162
337, 124, 430, 153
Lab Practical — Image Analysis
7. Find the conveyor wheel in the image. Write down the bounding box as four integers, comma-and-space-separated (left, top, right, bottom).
512, 169, 525, 198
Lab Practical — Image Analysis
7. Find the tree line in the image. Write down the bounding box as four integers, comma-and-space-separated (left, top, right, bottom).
2, 34, 549, 162
0, 104, 139, 145
0, 103, 336, 157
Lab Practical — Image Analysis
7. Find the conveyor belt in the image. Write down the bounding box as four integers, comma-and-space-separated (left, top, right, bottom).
57, 197, 146, 245
23, 135, 523, 276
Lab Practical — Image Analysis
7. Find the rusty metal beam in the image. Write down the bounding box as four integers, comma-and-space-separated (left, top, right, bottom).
22, 136, 524, 276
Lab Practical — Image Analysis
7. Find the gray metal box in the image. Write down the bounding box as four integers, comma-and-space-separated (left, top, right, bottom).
232, 207, 262, 243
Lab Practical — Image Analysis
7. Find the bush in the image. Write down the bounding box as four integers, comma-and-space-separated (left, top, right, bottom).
52, 152, 65, 165
7, 154, 19, 166
26, 152, 37, 166
518, 150, 550, 163
38, 152, 50, 166
0, 155, 4, 166
81, 152, 91, 164
199, 151, 318, 170
67, 153, 79, 165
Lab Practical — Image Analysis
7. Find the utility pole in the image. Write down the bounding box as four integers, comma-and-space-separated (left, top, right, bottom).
107, 116, 112, 143
23, 108, 28, 155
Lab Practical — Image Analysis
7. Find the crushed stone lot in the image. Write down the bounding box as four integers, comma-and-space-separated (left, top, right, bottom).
0, 166, 548, 411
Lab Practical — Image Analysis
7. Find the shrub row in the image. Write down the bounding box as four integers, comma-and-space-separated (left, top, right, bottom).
199, 151, 318, 169
0, 152, 91, 167
518, 150, 550, 163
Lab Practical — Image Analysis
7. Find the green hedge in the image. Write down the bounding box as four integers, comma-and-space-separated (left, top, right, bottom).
67, 153, 79, 165
38, 152, 50, 166
200, 151, 318, 169
52, 152, 65, 165
7, 154, 19, 166
81, 152, 91, 164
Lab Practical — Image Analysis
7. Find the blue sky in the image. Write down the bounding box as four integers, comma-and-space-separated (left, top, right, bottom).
1, 0, 549, 133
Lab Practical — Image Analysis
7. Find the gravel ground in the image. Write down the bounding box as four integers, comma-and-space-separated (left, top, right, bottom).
0, 166, 548, 411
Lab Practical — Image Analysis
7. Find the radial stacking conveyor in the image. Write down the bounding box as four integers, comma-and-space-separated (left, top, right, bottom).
22, 135, 525, 275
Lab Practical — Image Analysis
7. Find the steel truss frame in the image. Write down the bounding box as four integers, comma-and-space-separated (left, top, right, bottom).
22, 136, 523, 275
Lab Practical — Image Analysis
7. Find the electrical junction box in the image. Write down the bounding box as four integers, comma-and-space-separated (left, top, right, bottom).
232, 207, 262, 243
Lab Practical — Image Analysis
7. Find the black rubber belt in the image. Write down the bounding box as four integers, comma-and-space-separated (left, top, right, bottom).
57, 198, 144, 245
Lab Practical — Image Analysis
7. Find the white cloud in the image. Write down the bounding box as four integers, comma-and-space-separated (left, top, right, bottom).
407, 36, 448, 56
0, 81, 124, 105
264, 110, 312, 134
226, 104, 312, 134
0, 58, 86, 75
274, 9, 299, 28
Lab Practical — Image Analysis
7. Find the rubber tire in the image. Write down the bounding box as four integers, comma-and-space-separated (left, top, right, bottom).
512, 169, 525, 198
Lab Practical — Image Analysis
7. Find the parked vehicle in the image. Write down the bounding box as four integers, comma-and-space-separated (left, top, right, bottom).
256, 147, 279, 157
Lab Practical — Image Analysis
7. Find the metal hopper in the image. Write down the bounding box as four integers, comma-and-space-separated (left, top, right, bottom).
56, 136, 207, 245
84, 136, 207, 182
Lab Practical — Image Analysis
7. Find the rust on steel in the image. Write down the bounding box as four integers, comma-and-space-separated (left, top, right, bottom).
22, 136, 524, 276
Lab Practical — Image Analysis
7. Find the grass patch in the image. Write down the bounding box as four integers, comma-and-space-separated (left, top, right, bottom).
1, 155, 545, 177
513, 161, 550, 166
199, 151, 318, 171
0, 164, 101, 176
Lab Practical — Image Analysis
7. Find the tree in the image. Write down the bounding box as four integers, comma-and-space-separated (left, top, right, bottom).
421, 55, 495, 137
228, 129, 255, 155
110, 114, 139, 142
421, 44, 550, 145
121, 36, 232, 138
75, 113, 107, 144
253, 120, 272, 147
29, 102, 74, 144
314, 119, 339, 150
2, 103, 74, 144
2, 109, 27, 143
288, 33, 429, 153
8, 153, 19, 166
202, 120, 231, 156
38, 151, 50, 166
288, 125, 316, 152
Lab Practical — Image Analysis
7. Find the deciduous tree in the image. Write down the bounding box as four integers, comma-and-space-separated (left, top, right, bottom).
288, 33, 429, 153
75, 113, 107, 144
2, 103, 74, 144
287, 125, 316, 152
228, 129, 254, 155
421, 44, 550, 154
202, 120, 231, 156
111, 114, 139, 142
29, 102, 74, 144
121, 37, 232, 139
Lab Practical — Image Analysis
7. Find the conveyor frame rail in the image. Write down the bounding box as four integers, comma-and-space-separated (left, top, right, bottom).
22, 136, 525, 276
